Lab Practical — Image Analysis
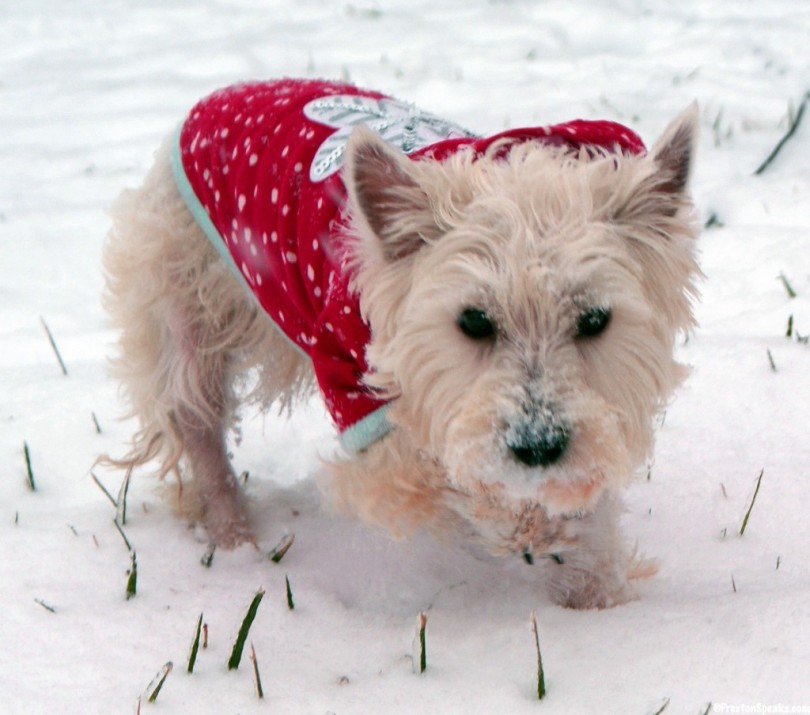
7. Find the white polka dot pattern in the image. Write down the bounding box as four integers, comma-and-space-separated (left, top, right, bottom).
175, 79, 646, 445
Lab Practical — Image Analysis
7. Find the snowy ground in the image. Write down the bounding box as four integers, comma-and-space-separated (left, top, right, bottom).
2, 1, 810, 713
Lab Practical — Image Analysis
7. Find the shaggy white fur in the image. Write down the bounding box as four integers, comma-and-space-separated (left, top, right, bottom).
102, 100, 700, 609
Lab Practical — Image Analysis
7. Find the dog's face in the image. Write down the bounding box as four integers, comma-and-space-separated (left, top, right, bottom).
343, 108, 700, 548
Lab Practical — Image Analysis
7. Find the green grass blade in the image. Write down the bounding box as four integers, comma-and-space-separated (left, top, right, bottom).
754, 92, 810, 175
418, 612, 427, 674
269, 533, 295, 563
187, 613, 203, 673
34, 598, 56, 613
113, 518, 133, 552
228, 589, 265, 670
779, 272, 797, 299
126, 551, 137, 600
40, 316, 68, 376
90, 472, 117, 507
250, 643, 264, 699
145, 661, 173, 703
200, 545, 215, 568
285, 575, 295, 610
739, 469, 764, 536
23, 442, 36, 491
531, 611, 546, 700
116, 468, 132, 526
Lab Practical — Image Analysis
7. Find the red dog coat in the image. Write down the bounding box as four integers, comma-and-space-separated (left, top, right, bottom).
171, 79, 645, 452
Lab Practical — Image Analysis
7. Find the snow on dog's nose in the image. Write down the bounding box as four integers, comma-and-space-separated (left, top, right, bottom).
505, 401, 570, 468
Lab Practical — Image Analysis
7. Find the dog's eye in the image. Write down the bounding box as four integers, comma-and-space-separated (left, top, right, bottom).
458, 308, 496, 340
576, 306, 611, 338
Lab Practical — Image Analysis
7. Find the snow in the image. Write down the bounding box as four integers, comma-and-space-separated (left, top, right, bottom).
2, 1, 810, 712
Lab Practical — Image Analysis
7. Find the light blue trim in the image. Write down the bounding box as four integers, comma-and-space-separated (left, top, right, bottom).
339, 403, 394, 454
169, 124, 254, 295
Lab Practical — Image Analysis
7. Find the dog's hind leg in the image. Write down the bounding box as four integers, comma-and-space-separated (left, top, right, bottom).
162, 305, 255, 548
103, 140, 289, 548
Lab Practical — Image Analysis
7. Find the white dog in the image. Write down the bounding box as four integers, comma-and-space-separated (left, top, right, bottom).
102, 79, 700, 608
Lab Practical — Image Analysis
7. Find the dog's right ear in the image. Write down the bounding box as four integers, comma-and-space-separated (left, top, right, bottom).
343, 126, 436, 261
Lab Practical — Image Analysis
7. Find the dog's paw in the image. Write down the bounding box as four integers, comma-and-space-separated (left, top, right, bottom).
202, 497, 256, 550
555, 578, 636, 610
546, 555, 640, 610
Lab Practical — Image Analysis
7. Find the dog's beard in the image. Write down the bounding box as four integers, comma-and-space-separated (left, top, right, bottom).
441, 482, 581, 558
440, 388, 634, 522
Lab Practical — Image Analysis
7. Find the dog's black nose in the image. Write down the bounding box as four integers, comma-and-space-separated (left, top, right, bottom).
507, 425, 569, 467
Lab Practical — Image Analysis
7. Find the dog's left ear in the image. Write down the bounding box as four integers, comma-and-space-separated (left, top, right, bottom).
344, 126, 437, 262
619, 104, 701, 332
650, 101, 699, 204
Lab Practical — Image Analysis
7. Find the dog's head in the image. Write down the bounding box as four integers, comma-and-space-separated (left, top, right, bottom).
342, 106, 700, 542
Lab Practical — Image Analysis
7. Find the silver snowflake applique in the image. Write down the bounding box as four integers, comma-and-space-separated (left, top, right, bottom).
303, 94, 478, 182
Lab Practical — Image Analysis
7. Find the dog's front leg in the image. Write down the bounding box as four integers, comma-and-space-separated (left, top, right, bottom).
542, 494, 643, 609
